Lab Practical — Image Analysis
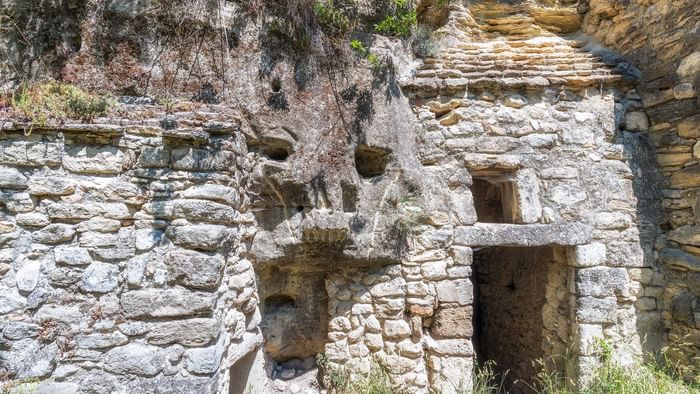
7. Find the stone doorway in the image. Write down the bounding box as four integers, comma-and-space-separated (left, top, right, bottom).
473, 246, 570, 393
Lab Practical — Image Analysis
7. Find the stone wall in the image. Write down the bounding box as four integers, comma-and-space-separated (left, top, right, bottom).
582, 0, 700, 376
2, 0, 699, 392
0, 110, 258, 393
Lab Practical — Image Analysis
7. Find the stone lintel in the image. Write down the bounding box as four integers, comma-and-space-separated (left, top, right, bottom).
453, 222, 592, 247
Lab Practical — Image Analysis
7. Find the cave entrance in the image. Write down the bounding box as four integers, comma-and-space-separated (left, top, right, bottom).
258, 265, 328, 381
472, 246, 569, 393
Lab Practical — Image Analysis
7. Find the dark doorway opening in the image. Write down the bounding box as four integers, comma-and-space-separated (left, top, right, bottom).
473, 246, 562, 393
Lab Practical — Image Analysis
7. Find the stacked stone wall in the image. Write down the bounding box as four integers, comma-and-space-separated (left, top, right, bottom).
582, 0, 700, 375
0, 111, 258, 393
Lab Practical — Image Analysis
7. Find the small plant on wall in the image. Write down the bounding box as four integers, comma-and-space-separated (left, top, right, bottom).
316, 353, 398, 394
4, 81, 112, 128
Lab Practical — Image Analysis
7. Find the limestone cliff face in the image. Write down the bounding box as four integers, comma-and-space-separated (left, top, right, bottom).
0, 1, 698, 393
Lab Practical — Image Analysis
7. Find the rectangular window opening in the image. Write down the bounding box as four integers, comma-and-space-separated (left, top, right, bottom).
471, 172, 518, 223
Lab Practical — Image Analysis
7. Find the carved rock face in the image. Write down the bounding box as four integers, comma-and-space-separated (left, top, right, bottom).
240, 57, 441, 266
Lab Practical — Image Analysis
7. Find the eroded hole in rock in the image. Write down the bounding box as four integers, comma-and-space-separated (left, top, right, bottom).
355, 144, 391, 178
271, 78, 282, 93
341, 183, 358, 212
473, 246, 568, 393
258, 265, 328, 380
245, 132, 294, 161
471, 176, 517, 223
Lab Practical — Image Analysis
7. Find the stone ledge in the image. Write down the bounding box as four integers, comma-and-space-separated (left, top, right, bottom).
453, 222, 592, 247
660, 247, 700, 272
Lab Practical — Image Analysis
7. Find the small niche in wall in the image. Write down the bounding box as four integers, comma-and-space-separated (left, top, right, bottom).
341, 183, 358, 212
258, 266, 328, 365
471, 174, 517, 223
355, 144, 391, 178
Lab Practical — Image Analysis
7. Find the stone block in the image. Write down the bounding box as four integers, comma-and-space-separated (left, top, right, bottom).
369, 278, 405, 298
166, 224, 231, 251
0, 167, 28, 189
678, 114, 700, 138
166, 249, 224, 290
181, 184, 240, 207
573, 267, 628, 298
76, 332, 129, 349
104, 343, 165, 376
36, 382, 80, 394
16, 212, 50, 227
567, 242, 606, 267
424, 337, 473, 356
120, 288, 215, 318
16, 260, 41, 293
32, 224, 75, 244
454, 223, 592, 247
76, 217, 122, 233
605, 241, 645, 267
421, 260, 447, 280
0, 191, 34, 213
383, 319, 411, 339
171, 147, 235, 171
503, 94, 527, 108
80, 262, 119, 293
63, 145, 126, 174
514, 168, 542, 224
27, 177, 76, 195
146, 318, 220, 346
431, 306, 473, 338
625, 112, 649, 131
138, 147, 170, 168
660, 247, 700, 272
0, 140, 62, 167
575, 297, 617, 323
143, 199, 240, 224
449, 246, 473, 266
435, 279, 472, 305
677, 51, 700, 78
35, 304, 82, 324
668, 225, 700, 248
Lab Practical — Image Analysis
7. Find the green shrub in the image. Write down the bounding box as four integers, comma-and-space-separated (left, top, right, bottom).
374, 0, 418, 38
9, 81, 111, 125
374, 9, 416, 37
350, 39, 368, 56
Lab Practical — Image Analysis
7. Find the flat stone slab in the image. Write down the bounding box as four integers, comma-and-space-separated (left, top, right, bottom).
454, 222, 592, 247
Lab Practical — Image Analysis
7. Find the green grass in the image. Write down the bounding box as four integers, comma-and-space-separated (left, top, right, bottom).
317, 353, 398, 394
470, 339, 700, 394
7, 81, 111, 126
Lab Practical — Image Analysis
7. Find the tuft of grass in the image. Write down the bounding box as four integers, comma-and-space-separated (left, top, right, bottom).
577, 339, 700, 394
317, 353, 397, 394
530, 339, 700, 394
472, 360, 508, 394
313, 0, 351, 37
8, 81, 111, 126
